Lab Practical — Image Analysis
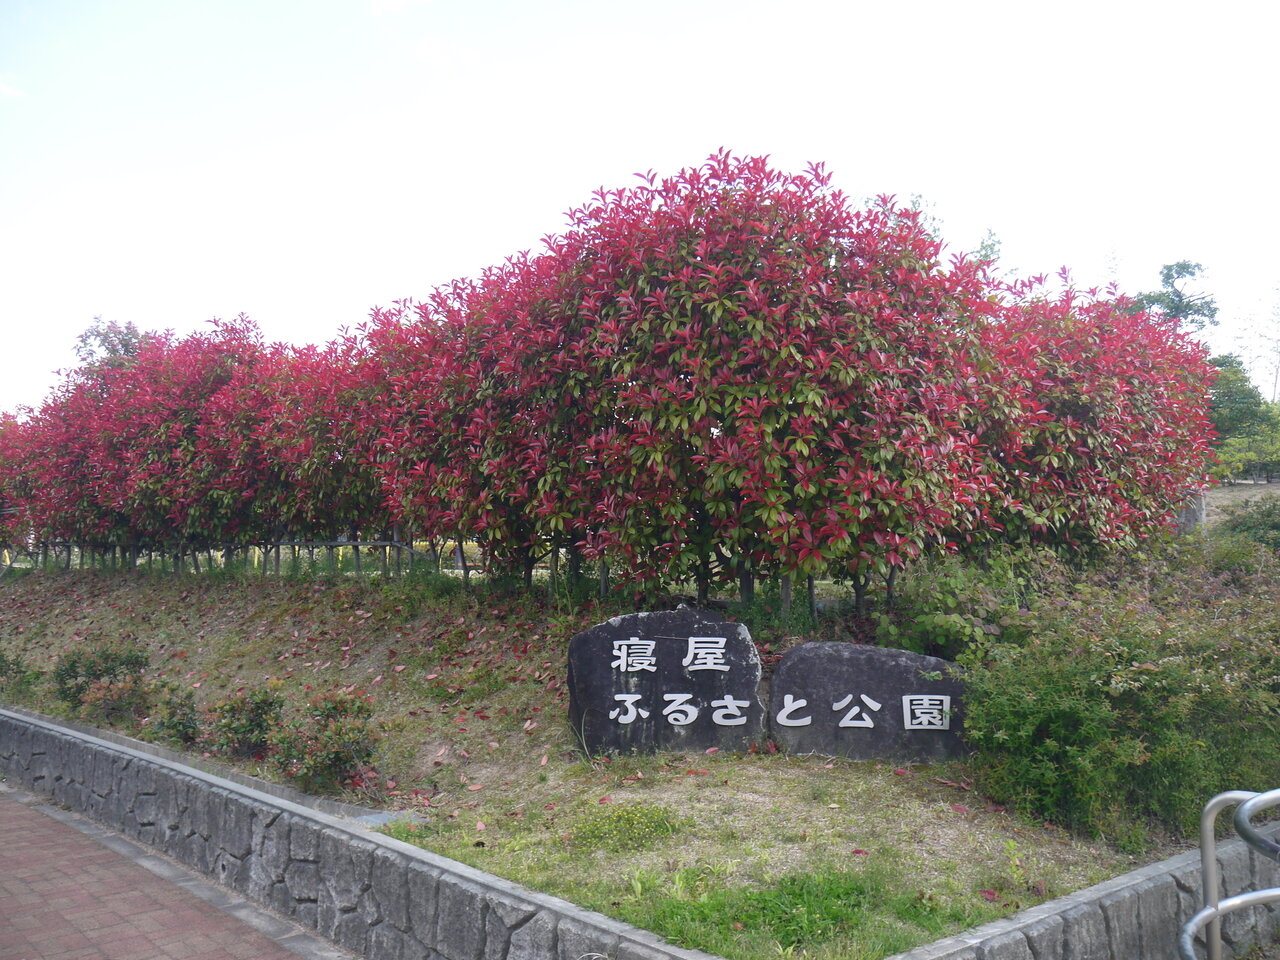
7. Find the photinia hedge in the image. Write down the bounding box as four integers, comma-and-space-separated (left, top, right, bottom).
0, 151, 1215, 602
981, 279, 1214, 550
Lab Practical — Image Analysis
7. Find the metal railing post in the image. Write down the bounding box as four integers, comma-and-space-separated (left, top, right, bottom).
1197, 791, 1258, 960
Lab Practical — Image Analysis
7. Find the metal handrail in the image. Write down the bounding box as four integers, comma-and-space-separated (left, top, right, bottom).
1181, 789, 1280, 960
1234, 789, 1280, 865
1180, 889, 1280, 960
1195, 792, 1258, 960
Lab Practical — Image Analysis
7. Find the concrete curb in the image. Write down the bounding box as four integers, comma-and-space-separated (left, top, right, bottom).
3, 707, 1278, 960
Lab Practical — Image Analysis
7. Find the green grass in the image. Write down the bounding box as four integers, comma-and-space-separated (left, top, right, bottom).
0, 566, 1142, 960
609, 865, 1002, 960
381, 807, 1008, 960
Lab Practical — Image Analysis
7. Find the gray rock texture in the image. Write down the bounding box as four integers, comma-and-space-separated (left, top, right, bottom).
5, 706, 1280, 960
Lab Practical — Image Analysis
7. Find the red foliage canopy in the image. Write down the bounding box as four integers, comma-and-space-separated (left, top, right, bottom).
0, 152, 1215, 595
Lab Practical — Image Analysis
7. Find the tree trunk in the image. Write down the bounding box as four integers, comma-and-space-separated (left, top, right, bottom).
456, 540, 470, 586
567, 542, 583, 593
852, 572, 869, 617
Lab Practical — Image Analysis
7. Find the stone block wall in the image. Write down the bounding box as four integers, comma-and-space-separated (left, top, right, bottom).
0, 708, 719, 960
3, 707, 1279, 960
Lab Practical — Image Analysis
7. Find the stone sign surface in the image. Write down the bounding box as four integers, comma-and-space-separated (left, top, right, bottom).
567, 609, 765, 755
769, 642, 967, 762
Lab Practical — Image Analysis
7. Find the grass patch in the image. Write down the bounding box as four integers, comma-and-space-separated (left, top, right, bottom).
0, 564, 1178, 960
609, 864, 1003, 960
570, 801, 686, 852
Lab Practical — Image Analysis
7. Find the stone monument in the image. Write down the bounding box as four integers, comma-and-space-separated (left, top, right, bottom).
567, 609, 766, 755
769, 642, 967, 761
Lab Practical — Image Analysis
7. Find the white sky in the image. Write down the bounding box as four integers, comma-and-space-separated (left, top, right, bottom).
3, 0, 1279, 413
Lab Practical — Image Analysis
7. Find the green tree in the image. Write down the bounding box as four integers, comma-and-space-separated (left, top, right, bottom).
1132, 261, 1218, 331
1208, 354, 1269, 441
1214, 408, 1280, 482
974, 228, 1002, 265
73, 318, 152, 374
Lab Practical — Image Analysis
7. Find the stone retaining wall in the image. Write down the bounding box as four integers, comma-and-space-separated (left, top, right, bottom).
0, 708, 716, 960
2, 707, 1278, 960
883, 837, 1280, 960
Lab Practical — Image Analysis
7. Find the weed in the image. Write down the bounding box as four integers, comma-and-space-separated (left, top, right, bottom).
1203, 532, 1271, 582
1002, 840, 1027, 890
615, 864, 1002, 959
877, 547, 1051, 659
571, 802, 685, 853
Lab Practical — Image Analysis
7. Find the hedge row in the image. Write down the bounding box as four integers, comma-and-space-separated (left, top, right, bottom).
0, 153, 1214, 599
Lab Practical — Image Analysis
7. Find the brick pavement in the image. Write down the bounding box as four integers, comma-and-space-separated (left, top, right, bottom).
0, 788, 351, 960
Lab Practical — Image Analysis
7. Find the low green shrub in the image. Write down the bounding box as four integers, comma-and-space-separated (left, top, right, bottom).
878, 548, 1053, 659
77, 675, 152, 724
207, 683, 285, 758
52, 643, 149, 706
959, 579, 1280, 848
1203, 531, 1273, 582
1219, 496, 1280, 552
0, 648, 40, 702
270, 689, 380, 791
571, 801, 685, 852
146, 683, 201, 744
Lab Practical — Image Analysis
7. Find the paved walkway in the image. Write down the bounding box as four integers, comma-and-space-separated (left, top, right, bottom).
0, 786, 353, 960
